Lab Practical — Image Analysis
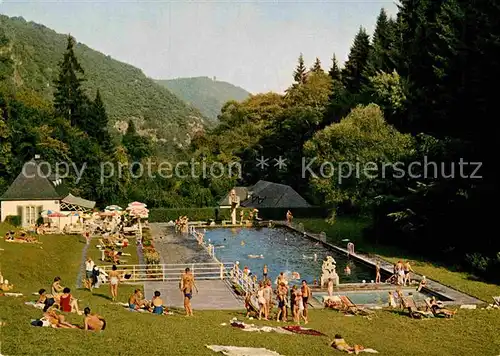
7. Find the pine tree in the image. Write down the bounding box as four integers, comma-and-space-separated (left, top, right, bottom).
311, 57, 323, 73
341, 27, 371, 94
328, 54, 341, 82
91, 89, 114, 155
54, 35, 86, 127
368, 8, 396, 74
293, 53, 307, 84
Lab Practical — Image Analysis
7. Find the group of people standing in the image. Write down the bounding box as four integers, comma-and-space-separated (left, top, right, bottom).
250, 271, 312, 325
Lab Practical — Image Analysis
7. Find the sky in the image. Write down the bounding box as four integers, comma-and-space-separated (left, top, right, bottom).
0, 0, 398, 94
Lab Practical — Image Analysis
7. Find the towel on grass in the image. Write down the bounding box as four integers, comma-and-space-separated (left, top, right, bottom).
230, 320, 292, 334
282, 325, 327, 336
25, 301, 45, 310
206, 345, 284, 356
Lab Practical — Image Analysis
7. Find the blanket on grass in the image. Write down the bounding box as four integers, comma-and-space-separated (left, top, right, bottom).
206, 345, 284, 356
230, 320, 292, 334
281, 325, 327, 336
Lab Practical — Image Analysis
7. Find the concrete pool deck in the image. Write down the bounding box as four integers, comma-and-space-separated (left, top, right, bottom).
148, 223, 244, 309
278, 221, 484, 306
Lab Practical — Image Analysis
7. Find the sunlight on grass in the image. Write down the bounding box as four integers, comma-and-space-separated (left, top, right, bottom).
2, 221, 500, 355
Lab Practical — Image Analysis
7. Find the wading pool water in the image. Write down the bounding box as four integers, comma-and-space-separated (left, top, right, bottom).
204, 227, 376, 285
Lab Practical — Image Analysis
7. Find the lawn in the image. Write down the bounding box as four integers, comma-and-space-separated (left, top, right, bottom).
1, 222, 500, 356
296, 218, 500, 302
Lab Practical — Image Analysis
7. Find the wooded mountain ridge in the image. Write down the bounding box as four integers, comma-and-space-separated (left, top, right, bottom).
0, 15, 206, 148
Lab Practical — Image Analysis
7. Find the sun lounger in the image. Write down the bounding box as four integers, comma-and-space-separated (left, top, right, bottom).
424, 298, 455, 318
339, 296, 375, 316
404, 297, 433, 319
493, 296, 500, 306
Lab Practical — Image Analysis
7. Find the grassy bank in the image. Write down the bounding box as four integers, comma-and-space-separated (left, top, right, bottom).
296, 218, 500, 302
1, 222, 500, 355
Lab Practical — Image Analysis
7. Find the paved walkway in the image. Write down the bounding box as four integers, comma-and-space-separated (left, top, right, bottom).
282, 222, 484, 305
144, 280, 242, 310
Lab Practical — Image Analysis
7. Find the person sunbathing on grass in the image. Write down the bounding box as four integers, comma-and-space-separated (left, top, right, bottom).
83, 307, 106, 331
43, 307, 79, 329
37, 289, 58, 312
330, 334, 364, 354
129, 289, 140, 310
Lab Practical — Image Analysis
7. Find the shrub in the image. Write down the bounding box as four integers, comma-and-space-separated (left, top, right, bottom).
4, 215, 21, 227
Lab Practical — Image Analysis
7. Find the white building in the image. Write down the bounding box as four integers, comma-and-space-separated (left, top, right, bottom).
0, 158, 95, 228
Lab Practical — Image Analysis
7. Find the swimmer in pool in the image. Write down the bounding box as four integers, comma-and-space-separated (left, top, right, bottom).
241, 240, 245, 246
344, 265, 351, 275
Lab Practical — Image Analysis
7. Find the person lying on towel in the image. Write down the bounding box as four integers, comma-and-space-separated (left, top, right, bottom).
330, 334, 364, 354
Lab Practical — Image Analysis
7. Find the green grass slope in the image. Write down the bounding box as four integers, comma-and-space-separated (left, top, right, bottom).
156, 76, 250, 120
0, 15, 206, 145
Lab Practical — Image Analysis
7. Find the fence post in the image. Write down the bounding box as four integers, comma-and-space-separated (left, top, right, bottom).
220, 263, 223, 280
133, 265, 136, 282
191, 263, 195, 278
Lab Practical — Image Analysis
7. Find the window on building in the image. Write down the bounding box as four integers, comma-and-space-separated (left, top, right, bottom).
25, 206, 36, 226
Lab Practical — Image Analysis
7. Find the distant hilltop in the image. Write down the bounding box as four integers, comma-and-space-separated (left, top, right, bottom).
156, 76, 251, 121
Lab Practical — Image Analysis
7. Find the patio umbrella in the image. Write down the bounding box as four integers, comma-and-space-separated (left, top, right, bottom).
67, 211, 80, 224
48, 211, 67, 229
129, 207, 149, 218
105, 205, 123, 211
127, 201, 147, 208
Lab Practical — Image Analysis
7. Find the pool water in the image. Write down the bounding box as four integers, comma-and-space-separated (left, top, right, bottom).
204, 227, 376, 285
314, 289, 431, 305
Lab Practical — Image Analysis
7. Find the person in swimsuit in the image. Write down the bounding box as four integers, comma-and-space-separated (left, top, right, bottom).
180, 267, 198, 316
375, 262, 381, 284
83, 307, 106, 331
296, 291, 308, 324
128, 289, 140, 310
37, 289, 57, 312
85, 257, 95, 291
262, 264, 268, 279
263, 279, 272, 319
51, 277, 63, 296
290, 285, 297, 322
150, 291, 164, 315
108, 265, 120, 302
257, 282, 267, 320
275, 282, 287, 322
403, 261, 413, 286
330, 334, 363, 354
300, 280, 311, 320
59, 287, 82, 314
327, 278, 334, 296
43, 308, 79, 329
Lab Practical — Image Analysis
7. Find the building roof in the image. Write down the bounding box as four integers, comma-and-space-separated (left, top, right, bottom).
240, 180, 311, 208
61, 193, 96, 209
0, 160, 66, 201
218, 187, 249, 206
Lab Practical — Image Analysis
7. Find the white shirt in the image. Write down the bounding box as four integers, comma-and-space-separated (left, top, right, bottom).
85, 260, 95, 271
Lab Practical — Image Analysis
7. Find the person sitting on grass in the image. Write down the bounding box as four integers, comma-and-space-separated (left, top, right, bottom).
149, 291, 165, 315
128, 289, 140, 310
59, 288, 83, 315
330, 334, 364, 354
83, 307, 106, 331
37, 289, 57, 312
51, 277, 64, 296
429, 297, 456, 317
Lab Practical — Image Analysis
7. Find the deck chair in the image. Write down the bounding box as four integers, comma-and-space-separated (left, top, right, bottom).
404, 297, 433, 319
340, 295, 375, 316
493, 296, 500, 306
424, 298, 455, 318
324, 295, 343, 310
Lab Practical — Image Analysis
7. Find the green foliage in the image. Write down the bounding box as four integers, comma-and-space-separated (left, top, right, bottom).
4, 215, 21, 227
341, 27, 371, 94
0, 15, 206, 146
149, 208, 232, 222
328, 54, 341, 82
304, 104, 414, 207
310, 57, 323, 74
155, 76, 250, 121
293, 53, 307, 84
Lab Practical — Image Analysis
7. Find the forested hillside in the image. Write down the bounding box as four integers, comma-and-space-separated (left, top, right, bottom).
156, 76, 250, 120
0, 15, 205, 145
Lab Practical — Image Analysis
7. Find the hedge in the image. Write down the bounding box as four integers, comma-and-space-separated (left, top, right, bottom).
4, 215, 21, 227
149, 207, 329, 222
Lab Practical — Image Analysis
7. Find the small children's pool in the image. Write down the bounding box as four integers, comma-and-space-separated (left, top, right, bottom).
204, 227, 378, 285
314, 289, 432, 306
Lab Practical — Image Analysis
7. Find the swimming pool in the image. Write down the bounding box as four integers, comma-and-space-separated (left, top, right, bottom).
314, 289, 431, 306
204, 227, 376, 285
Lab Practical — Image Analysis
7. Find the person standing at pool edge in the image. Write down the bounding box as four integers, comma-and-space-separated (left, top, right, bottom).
301, 280, 311, 321
375, 262, 381, 284
180, 267, 198, 316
